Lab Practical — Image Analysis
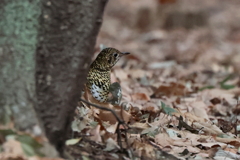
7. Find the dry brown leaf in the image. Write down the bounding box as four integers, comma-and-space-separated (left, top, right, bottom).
112, 68, 128, 81
129, 122, 149, 130
217, 119, 233, 133
141, 102, 159, 112
210, 97, 221, 105
131, 92, 151, 101
104, 138, 120, 151
153, 82, 187, 97
214, 148, 240, 160
98, 106, 131, 124
201, 89, 235, 106
88, 125, 102, 142
1, 139, 24, 158
105, 122, 118, 133
128, 69, 153, 79
132, 140, 156, 158
189, 101, 208, 110
192, 107, 209, 121
155, 132, 174, 147
183, 112, 208, 123
150, 113, 173, 127
192, 121, 223, 135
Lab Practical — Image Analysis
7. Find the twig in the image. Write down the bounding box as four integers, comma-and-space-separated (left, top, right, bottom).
78, 98, 128, 150
79, 98, 124, 124
120, 105, 131, 149
177, 116, 199, 134
148, 140, 179, 160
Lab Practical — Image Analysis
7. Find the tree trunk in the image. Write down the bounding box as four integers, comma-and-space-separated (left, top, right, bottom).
0, 0, 42, 133
36, 0, 108, 153
0, 0, 107, 156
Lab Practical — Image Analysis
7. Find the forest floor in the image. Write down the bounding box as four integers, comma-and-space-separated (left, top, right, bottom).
1, 0, 240, 160
67, 0, 240, 159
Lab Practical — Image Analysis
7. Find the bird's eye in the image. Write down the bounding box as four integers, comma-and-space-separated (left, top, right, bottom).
113, 53, 118, 57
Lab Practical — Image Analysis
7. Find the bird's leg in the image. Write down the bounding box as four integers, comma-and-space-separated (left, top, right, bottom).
107, 82, 122, 105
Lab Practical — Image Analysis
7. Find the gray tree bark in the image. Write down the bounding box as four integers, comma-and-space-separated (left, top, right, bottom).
0, 0, 108, 156
36, 0, 108, 153
0, 0, 42, 133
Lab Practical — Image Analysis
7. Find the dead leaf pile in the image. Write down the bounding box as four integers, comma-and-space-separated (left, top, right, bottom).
1, 0, 240, 160
68, 0, 240, 159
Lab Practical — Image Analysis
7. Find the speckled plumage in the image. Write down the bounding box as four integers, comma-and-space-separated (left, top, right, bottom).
86, 48, 129, 102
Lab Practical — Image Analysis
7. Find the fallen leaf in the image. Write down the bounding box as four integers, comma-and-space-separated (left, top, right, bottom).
153, 82, 187, 97
128, 69, 153, 79
192, 107, 209, 121
131, 92, 150, 101
98, 106, 131, 124
65, 138, 82, 146
88, 125, 102, 142
103, 138, 120, 151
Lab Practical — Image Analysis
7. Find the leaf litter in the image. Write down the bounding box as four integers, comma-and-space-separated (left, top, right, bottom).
68, 0, 240, 159
1, 0, 240, 160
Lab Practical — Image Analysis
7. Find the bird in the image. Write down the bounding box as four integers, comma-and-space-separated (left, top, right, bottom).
86, 47, 130, 103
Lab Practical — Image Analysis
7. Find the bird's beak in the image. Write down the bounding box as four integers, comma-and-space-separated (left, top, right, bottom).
121, 52, 130, 56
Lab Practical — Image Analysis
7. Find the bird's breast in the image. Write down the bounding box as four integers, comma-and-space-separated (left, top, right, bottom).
87, 69, 110, 102
90, 83, 108, 102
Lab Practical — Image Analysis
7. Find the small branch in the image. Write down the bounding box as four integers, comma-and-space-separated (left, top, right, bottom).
78, 98, 129, 151
148, 140, 179, 160
177, 116, 199, 134
79, 98, 124, 124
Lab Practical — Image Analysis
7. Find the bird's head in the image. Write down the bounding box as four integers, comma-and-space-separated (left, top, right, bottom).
91, 48, 130, 70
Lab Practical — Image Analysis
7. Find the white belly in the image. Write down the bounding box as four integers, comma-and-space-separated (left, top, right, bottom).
90, 83, 106, 102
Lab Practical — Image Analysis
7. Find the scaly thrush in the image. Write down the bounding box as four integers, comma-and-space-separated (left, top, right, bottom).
86, 47, 129, 103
